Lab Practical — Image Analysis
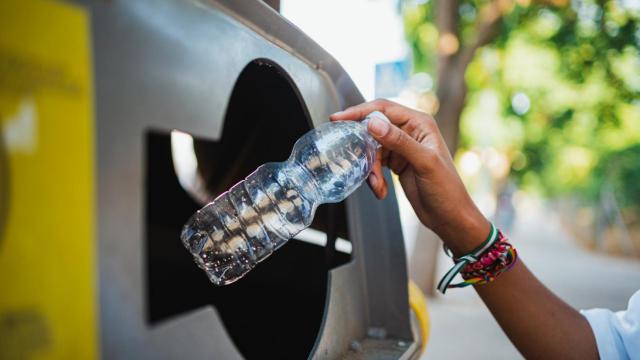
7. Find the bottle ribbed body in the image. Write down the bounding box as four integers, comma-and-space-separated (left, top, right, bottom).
181, 117, 381, 285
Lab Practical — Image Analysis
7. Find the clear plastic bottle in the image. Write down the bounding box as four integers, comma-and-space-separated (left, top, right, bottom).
180, 111, 388, 285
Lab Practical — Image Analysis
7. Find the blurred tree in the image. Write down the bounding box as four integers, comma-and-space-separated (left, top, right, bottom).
404, 0, 640, 207
405, 0, 522, 152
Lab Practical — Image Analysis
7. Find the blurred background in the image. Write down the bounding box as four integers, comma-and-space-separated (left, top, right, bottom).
283, 0, 640, 358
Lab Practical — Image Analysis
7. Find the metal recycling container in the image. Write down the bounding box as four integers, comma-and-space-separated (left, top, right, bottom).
0, 1, 420, 359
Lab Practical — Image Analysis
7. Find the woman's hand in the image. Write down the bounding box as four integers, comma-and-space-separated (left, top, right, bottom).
333, 100, 599, 360
331, 99, 489, 255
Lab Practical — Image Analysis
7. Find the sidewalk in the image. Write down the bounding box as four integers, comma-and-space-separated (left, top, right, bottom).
421, 203, 640, 359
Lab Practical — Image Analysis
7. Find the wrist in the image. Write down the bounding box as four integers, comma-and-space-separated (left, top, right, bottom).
437, 212, 491, 257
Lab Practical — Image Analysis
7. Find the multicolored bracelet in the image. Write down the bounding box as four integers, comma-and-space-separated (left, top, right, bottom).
437, 224, 518, 294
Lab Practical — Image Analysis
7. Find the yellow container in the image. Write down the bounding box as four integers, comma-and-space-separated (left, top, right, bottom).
0, 1, 97, 359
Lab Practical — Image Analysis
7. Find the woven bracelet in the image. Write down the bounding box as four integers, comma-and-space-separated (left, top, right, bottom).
437, 224, 499, 294
453, 230, 518, 288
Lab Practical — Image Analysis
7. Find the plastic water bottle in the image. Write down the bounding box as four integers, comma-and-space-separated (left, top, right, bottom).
180, 111, 388, 285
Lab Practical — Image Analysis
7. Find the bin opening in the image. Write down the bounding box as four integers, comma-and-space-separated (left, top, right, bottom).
146, 59, 351, 359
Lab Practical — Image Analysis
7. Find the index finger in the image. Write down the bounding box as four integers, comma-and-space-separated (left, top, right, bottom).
329, 99, 419, 127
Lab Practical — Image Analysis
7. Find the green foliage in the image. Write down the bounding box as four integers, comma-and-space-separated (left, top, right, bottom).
404, 0, 640, 206
588, 144, 640, 211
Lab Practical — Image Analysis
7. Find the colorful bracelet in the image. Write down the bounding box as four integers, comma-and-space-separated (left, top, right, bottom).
437, 224, 518, 294
454, 230, 518, 288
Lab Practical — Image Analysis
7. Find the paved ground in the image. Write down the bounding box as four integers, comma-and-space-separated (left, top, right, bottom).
420, 203, 640, 359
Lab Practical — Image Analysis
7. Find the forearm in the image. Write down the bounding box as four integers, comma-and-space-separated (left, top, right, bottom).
439, 215, 598, 359
474, 259, 599, 359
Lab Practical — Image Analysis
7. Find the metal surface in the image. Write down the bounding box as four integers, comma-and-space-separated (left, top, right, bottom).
89, 0, 415, 358
210, 0, 364, 113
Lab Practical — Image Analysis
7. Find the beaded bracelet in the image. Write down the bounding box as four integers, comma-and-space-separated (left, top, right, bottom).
437, 224, 518, 294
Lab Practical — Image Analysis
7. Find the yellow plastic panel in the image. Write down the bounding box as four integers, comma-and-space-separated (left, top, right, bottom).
0, 0, 97, 359
409, 280, 430, 354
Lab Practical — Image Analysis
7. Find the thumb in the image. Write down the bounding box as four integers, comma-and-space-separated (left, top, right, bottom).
367, 117, 430, 170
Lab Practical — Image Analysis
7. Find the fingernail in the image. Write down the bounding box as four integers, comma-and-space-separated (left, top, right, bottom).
368, 173, 378, 188
368, 117, 389, 137
330, 110, 343, 117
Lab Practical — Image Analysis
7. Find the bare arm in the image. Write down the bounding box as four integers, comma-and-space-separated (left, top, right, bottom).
331, 99, 598, 359
477, 262, 597, 359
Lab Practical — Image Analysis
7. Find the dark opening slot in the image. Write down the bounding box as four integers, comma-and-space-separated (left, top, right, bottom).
146, 59, 350, 359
